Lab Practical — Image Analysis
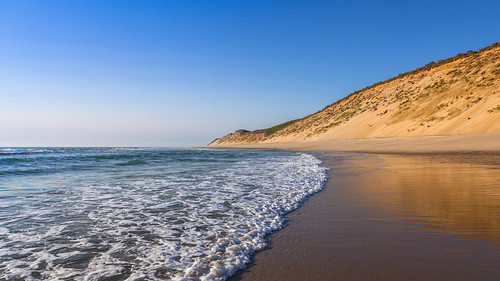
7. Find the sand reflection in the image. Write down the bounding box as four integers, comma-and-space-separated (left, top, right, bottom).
352, 153, 500, 243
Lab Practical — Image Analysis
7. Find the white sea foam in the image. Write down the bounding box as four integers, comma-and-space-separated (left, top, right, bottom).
0, 151, 327, 280
0, 227, 9, 235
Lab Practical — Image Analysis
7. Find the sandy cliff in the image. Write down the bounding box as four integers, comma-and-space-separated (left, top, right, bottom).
209, 43, 500, 146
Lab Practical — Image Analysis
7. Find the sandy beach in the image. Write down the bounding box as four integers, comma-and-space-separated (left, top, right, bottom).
210, 132, 500, 153
222, 135, 500, 280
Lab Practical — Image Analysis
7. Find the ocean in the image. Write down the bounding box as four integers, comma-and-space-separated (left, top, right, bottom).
0, 147, 327, 280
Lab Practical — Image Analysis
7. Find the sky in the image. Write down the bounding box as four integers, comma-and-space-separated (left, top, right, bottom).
1, 0, 499, 147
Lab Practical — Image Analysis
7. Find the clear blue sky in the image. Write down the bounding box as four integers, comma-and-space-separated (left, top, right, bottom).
1, 0, 498, 146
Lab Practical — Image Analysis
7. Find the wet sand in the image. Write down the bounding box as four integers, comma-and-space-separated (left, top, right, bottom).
229, 152, 500, 281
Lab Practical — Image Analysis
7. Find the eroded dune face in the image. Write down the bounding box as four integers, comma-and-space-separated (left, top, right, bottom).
210, 43, 500, 146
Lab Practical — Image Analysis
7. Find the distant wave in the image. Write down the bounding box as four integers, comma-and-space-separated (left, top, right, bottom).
116, 159, 148, 166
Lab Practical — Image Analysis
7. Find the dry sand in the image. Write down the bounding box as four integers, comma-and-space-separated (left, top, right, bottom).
212, 132, 500, 153
220, 138, 500, 281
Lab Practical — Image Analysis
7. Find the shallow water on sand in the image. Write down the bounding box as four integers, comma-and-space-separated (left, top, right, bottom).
357, 153, 500, 243
0, 148, 327, 280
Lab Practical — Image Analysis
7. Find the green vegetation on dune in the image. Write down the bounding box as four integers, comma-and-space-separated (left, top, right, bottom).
336, 110, 356, 120
266, 119, 301, 135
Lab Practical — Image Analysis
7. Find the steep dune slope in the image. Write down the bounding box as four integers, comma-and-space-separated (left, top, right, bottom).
209, 43, 500, 146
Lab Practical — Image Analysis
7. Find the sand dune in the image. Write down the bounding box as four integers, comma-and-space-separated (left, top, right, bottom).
210, 43, 500, 148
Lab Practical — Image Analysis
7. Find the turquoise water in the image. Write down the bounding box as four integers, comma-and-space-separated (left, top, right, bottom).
0, 148, 327, 280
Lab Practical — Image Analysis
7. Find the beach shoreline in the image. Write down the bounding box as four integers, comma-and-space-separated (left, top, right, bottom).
207, 133, 500, 154
226, 147, 500, 280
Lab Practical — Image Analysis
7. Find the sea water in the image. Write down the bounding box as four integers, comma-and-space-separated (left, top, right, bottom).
0, 148, 327, 280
